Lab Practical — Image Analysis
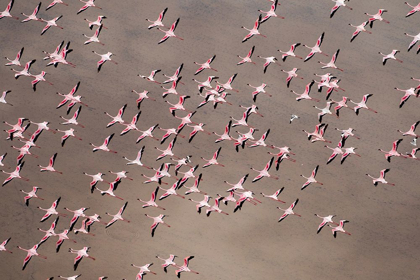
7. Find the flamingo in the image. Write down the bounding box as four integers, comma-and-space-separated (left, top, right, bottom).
206, 196, 229, 216
301, 165, 323, 190
248, 83, 271, 102
12, 59, 35, 79
31, 71, 53, 91
282, 68, 303, 88
330, 96, 351, 117
105, 202, 130, 228
378, 139, 404, 162
74, 218, 95, 236
55, 229, 76, 252
139, 69, 161, 84
258, 55, 279, 73
21, 2, 41, 23
325, 142, 343, 164
133, 90, 155, 108
58, 275, 81, 280
158, 18, 183, 44
69, 246, 95, 270
187, 123, 210, 143
225, 174, 249, 191
2, 162, 29, 186
46, 0, 68, 10
83, 172, 108, 193
17, 243, 47, 270
303, 32, 327, 62
95, 182, 123, 200
398, 121, 420, 137
249, 129, 270, 148
251, 157, 278, 182
120, 111, 141, 135
366, 168, 395, 186
260, 187, 286, 203
145, 214, 170, 237
0, 0, 18, 20
175, 256, 199, 278
175, 111, 196, 132
277, 199, 301, 222
366, 9, 389, 27
104, 104, 126, 127
56, 82, 88, 115
202, 147, 224, 168
0, 237, 12, 253
405, 148, 420, 159
138, 187, 165, 210
162, 63, 183, 84
328, 220, 351, 238
394, 87, 418, 108
90, 133, 117, 153
156, 254, 177, 273
213, 120, 232, 143
166, 95, 191, 116
341, 147, 361, 164
123, 146, 151, 168
193, 76, 218, 92
237, 46, 256, 65
136, 124, 159, 143
159, 179, 185, 200
85, 15, 106, 29
216, 73, 239, 92
314, 101, 334, 122
159, 127, 179, 144
405, 2, 420, 17
172, 155, 192, 175
162, 78, 182, 98
278, 43, 302, 61
131, 263, 157, 275
109, 170, 133, 181
64, 207, 88, 231
38, 153, 62, 174
60, 106, 84, 128
350, 94, 377, 115
37, 197, 67, 222
38, 217, 58, 245
156, 137, 177, 161
404, 32, 420, 52
5, 47, 23, 67
349, 21, 371, 42
242, 14, 265, 43
330, 0, 352, 18
40, 15, 63, 35
319, 49, 343, 71
83, 25, 104, 45
292, 80, 319, 102
57, 128, 82, 147
189, 194, 211, 213
21, 186, 44, 206
93, 51, 117, 72
77, 0, 101, 14
379, 50, 402, 65
194, 55, 217, 75
259, 0, 283, 23
45, 41, 75, 68
315, 214, 339, 234
147, 7, 168, 29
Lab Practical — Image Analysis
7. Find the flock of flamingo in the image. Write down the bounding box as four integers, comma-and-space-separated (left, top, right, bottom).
0, 0, 419, 279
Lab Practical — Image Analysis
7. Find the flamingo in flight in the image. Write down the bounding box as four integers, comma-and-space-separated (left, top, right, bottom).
0, 0, 19, 20
394, 87, 418, 108
0, 237, 12, 253
350, 94, 377, 115
349, 21, 371, 42
260, 187, 286, 203
315, 214, 338, 234
242, 14, 265, 43
90, 133, 117, 153
405, 2, 420, 17
156, 254, 177, 273
158, 18, 183, 44
105, 202, 130, 228
278, 43, 302, 61
69, 246, 95, 270
17, 243, 47, 270
206, 196, 229, 216
328, 220, 351, 238
139, 69, 161, 84
303, 32, 327, 62
330, 0, 352, 18
5, 47, 23, 67
251, 157, 278, 182
277, 199, 301, 222
138, 186, 165, 210
379, 50, 402, 65
93, 51, 117, 72
194, 55, 217, 75
60, 106, 84, 128
301, 165, 323, 190
85, 15, 107, 29
259, 0, 283, 23
405, 32, 420, 52
292, 80, 319, 102
366, 168, 395, 186
83, 25, 104, 45
46, 0, 69, 11
146, 7, 168, 29
77, 0, 102, 14
145, 214, 170, 237
398, 121, 420, 137
202, 147, 224, 168
175, 256, 199, 278
38, 153, 62, 174
37, 197, 67, 222
21, 2, 41, 23
104, 104, 126, 127
365, 9, 389, 28
319, 49, 343, 71
95, 182, 123, 200
83, 172, 109, 193
40, 15, 63, 35
12, 59, 35, 79
21, 186, 44, 206
57, 128, 82, 147
2, 162, 29, 186
237, 46, 256, 65
378, 139, 404, 162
